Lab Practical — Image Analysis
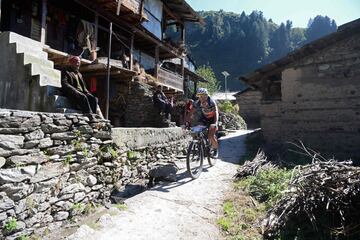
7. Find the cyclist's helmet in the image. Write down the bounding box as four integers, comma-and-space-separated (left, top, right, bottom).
196, 88, 208, 96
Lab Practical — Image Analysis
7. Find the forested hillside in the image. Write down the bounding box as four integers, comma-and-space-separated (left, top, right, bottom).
186, 11, 337, 90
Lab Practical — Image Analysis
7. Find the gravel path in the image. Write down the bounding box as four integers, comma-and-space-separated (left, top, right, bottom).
66, 130, 252, 240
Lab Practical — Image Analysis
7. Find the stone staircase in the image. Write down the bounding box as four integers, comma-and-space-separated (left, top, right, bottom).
0, 31, 61, 111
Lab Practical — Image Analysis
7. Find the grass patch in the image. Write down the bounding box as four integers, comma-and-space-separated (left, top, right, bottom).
115, 203, 128, 211
87, 223, 102, 230
236, 168, 291, 209
218, 190, 265, 240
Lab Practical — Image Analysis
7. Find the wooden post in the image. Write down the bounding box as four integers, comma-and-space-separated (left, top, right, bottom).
154, 45, 159, 79
194, 81, 198, 97
40, 0, 47, 45
116, 0, 123, 15
180, 24, 185, 43
94, 14, 99, 48
130, 33, 134, 71
180, 24, 185, 90
105, 22, 113, 119
0, 0, 2, 27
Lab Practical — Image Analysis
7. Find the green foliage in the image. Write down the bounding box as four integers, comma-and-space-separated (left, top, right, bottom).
4, 217, 17, 232
306, 15, 337, 43
64, 155, 73, 166
196, 65, 220, 95
16, 235, 29, 240
101, 145, 118, 159
218, 101, 238, 114
72, 203, 84, 211
236, 168, 291, 209
115, 203, 128, 211
127, 151, 139, 160
218, 216, 232, 232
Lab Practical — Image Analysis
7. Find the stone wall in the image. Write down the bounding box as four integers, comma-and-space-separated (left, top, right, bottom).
124, 81, 165, 127
0, 109, 190, 239
261, 32, 360, 160
235, 90, 262, 128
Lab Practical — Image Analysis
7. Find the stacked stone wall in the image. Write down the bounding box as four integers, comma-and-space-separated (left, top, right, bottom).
124, 82, 170, 128
0, 109, 189, 239
235, 90, 262, 128
261, 32, 360, 160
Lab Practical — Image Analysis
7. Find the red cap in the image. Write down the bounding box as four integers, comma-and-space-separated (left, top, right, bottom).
69, 56, 81, 65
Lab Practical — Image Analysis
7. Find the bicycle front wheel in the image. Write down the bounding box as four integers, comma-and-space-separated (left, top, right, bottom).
186, 141, 204, 179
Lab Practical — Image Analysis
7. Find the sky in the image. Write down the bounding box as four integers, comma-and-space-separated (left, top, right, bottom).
186, 0, 360, 28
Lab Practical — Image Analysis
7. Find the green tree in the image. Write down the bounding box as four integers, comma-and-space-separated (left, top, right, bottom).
196, 65, 220, 95
305, 15, 337, 42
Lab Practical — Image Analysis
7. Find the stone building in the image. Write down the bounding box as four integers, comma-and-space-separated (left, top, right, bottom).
240, 18, 360, 160
234, 88, 261, 128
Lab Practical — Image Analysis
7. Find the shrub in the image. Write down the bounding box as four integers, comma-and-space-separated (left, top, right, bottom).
218, 101, 237, 114
236, 168, 292, 209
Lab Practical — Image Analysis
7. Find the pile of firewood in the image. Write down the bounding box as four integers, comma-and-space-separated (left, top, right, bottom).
235, 150, 276, 178
263, 158, 360, 239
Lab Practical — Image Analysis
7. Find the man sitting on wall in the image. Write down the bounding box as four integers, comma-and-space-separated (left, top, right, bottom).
61, 56, 104, 118
153, 85, 172, 120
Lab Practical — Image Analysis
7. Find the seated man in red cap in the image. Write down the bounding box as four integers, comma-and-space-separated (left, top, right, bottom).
61, 56, 104, 118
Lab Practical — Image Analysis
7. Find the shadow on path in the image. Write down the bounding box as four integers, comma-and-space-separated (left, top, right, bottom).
218, 130, 252, 164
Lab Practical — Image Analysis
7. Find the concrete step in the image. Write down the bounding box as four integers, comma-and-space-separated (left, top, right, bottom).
37, 74, 62, 88
17, 53, 54, 68
0, 31, 44, 49
56, 108, 82, 114
10, 42, 48, 59
26, 63, 61, 80
28, 66, 61, 88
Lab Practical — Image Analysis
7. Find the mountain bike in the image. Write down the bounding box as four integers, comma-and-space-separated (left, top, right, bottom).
186, 125, 217, 179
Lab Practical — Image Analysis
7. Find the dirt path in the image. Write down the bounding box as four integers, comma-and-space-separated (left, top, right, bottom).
66, 130, 252, 240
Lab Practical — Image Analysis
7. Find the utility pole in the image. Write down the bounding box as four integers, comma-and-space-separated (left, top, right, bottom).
221, 71, 230, 100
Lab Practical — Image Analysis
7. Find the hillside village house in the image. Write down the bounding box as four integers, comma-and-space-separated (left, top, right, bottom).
0, 0, 204, 127
233, 88, 261, 129
240, 18, 360, 160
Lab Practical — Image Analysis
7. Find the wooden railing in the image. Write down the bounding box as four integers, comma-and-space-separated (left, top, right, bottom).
157, 67, 184, 92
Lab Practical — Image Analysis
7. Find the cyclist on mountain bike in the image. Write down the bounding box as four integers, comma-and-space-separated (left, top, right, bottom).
190, 88, 219, 158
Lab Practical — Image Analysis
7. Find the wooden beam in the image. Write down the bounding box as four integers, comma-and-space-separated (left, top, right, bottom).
105, 22, 113, 120
154, 45, 159, 78
0, 0, 2, 26
40, 0, 47, 45
163, 4, 182, 24
116, 0, 122, 15
130, 33, 134, 71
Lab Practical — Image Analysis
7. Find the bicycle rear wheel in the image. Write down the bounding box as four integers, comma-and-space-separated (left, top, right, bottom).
186, 141, 203, 179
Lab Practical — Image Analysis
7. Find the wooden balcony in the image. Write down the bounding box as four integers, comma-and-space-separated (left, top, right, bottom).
79, 0, 146, 23
157, 67, 184, 92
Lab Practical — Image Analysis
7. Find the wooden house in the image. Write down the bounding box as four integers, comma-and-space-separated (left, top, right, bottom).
0, 0, 203, 126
